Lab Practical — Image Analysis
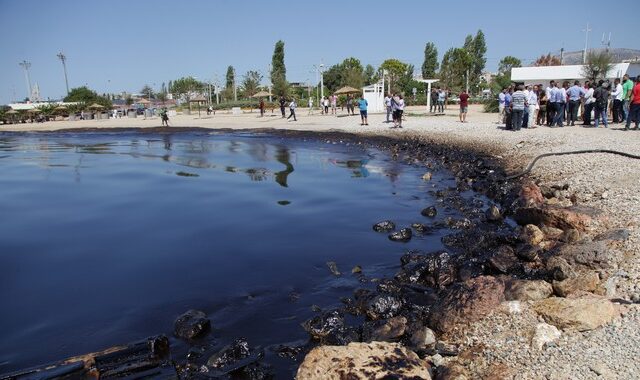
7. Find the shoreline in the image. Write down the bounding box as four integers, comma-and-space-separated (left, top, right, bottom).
2, 108, 639, 379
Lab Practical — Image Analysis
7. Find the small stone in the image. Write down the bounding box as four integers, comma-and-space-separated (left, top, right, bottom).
372, 220, 395, 232
521, 224, 545, 246
531, 322, 561, 350
326, 261, 341, 276
546, 256, 575, 281
435, 341, 459, 356
409, 325, 437, 350
516, 244, 541, 262
486, 204, 502, 222
541, 226, 564, 240
422, 172, 433, 181
421, 206, 438, 217
560, 228, 582, 243
351, 265, 362, 274
174, 309, 211, 340
431, 353, 445, 367
368, 316, 407, 341
388, 228, 412, 242
600, 191, 608, 199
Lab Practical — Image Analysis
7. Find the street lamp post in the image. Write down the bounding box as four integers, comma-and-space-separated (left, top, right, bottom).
57, 52, 70, 95
18, 60, 32, 101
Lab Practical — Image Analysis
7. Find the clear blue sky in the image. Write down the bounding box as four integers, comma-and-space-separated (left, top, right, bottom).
1, 0, 638, 104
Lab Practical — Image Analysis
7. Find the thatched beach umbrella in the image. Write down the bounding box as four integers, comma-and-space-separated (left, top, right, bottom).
251, 90, 273, 98
189, 95, 207, 117
334, 86, 361, 95
6, 109, 18, 114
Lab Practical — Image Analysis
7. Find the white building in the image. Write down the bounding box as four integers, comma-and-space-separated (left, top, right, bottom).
511, 62, 640, 85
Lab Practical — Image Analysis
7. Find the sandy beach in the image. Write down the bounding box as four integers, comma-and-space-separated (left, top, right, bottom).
3, 105, 640, 379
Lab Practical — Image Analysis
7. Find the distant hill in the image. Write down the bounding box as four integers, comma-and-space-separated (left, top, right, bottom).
546, 48, 640, 65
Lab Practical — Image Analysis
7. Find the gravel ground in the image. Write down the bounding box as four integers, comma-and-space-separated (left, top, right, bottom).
5, 105, 640, 379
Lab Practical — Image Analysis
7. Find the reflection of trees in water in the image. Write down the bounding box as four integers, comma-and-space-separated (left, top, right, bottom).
274, 146, 295, 187
244, 168, 269, 182
329, 158, 370, 178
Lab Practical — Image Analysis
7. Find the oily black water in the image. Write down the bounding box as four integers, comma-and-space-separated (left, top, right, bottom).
0, 131, 475, 376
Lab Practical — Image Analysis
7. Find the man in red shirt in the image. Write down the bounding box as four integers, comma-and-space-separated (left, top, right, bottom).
626, 76, 640, 131
459, 90, 470, 123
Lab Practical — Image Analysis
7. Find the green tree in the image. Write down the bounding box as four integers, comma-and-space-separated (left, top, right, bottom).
224, 66, 236, 101
364, 64, 377, 85
140, 84, 154, 99
469, 30, 487, 93
581, 51, 614, 83
534, 53, 562, 66
271, 40, 288, 96
64, 86, 112, 108
439, 48, 472, 91
498, 56, 522, 75
380, 59, 408, 93
323, 64, 342, 93
421, 42, 438, 79
241, 70, 263, 98
170, 76, 203, 101
340, 57, 364, 89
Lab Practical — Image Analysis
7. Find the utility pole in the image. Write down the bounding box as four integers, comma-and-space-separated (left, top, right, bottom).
233, 67, 237, 102
57, 52, 70, 95
319, 63, 324, 100
582, 23, 592, 64
18, 60, 32, 101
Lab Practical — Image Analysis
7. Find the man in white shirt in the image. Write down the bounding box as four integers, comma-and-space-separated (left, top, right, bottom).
527, 85, 539, 128
498, 89, 506, 123
611, 78, 624, 123
546, 81, 556, 126
582, 81, 595, 125
384, 94, 392, 123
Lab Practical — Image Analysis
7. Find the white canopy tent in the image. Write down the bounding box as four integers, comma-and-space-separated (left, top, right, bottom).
415, 79, 439, 111
511, 63, 640, 85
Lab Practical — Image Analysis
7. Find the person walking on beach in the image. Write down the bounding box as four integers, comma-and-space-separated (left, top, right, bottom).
622, 74, 633, 122
430, 89, 439, 113
582, 81, 595, 126
259, 98, 265, 117
546, 81, 556, 126
358, 95, 368, 125
323, 96, 329, 115
287, 98, 297, 121
498, 89, 506, 123
527, 85, 538, 128
330, 94, 337, 115
279, 96, 286, 118
611, 78, 624, 123
567, 80, 584, 126
160, 107, 169, 126
625, 76, 640, 131
593, 80, 609, 128
437, 88, 445, 113
346, 94, 355, 115
459, 89, 469, 123
392, 94, 405, 128
510, 85, 528, 131
308, 97, 314, 115
385, 93, 393, 122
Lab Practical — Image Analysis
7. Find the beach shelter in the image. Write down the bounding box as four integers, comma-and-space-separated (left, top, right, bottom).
251, 90, 273, 98
189, 95, 207, 117
89, 103, 105, 120
5, 109, 18, 123
334, 86, 361, 95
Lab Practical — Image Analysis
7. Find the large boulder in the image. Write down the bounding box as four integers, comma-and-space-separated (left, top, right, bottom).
430, 276, 505, 333
551, 240, 613, 271
174, 309, 210, 340
552, 271, 600, 297
514, 204, 602, 231
504, 279, 553, 301
363, 316, 407, 342
532, 296, 620, 331
296, 342, 432, 380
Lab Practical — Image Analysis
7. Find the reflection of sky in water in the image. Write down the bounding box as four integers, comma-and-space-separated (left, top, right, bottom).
0, 132, 467, 376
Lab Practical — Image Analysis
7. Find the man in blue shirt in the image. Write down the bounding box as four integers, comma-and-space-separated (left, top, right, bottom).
503, 88, 513, 129
566, 80, 585, 126
358, 95, 368, 126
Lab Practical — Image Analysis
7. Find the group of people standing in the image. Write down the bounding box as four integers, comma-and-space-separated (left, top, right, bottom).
383, 93, 406, 128
429, 87, 448, 113
498, 74, 640, 131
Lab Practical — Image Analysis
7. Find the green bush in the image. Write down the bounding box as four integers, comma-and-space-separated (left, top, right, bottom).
483, 98, 498, 113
